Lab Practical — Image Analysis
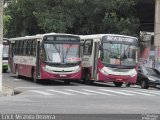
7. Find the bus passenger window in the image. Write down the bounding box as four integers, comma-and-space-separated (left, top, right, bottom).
26, 41, 29, 55
15, 41, 19, 55
28, 40, 32, 55
23, 41, 27, 56
31, 40, 36, 56
14, 41, 17, 55
19, 41, 24, 55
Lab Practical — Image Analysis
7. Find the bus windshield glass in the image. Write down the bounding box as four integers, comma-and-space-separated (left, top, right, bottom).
101, 36, 138, 68
43, 36, 81, 64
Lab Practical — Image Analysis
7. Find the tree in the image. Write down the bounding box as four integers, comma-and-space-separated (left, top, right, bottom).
4, 0, 43, 38
3, 15, 11, 36
4, 0, 140, 37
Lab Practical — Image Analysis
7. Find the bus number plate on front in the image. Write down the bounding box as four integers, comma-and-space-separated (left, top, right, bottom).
59, 74, 67, 77
116, 79, 122, 81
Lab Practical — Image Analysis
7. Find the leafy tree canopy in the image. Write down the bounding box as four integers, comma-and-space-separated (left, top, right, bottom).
4, 0, 140, 38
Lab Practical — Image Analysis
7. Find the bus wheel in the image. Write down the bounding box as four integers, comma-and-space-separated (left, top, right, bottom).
32, 69, 39, 83
141, 80, 149, 89
84, 73, 94, 85
114, 82, 123, 87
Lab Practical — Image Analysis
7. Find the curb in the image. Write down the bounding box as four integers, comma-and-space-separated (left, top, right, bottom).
0, 84, 14, 97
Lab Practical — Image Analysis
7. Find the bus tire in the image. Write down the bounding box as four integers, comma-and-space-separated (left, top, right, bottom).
141, 80, 149, 89
32, 69, 39, 83
114, 82, 123, 87
84, 73, 94, 85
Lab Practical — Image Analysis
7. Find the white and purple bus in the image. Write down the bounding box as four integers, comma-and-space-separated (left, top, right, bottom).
81, 34, 139, 87
8, 33, 82, 83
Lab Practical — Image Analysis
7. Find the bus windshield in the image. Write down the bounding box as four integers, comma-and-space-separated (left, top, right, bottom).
43, 43, 80, 64
101, 36, 138, 68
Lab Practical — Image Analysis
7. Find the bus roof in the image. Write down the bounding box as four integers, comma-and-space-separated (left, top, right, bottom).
9, 33, 80, 41
80, 34, 138, 40
3, 38, 8, 41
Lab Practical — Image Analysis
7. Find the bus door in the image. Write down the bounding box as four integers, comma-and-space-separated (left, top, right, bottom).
9, 42, 15, 73
91, 40, 99, 80
36, 40, 40, 79
82, 39, 93, 68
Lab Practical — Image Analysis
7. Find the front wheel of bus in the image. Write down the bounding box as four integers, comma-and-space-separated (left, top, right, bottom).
114, 82, 123, 87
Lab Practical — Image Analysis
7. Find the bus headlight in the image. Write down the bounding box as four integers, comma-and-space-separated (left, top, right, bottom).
100, 69, 109, 75
130, 71, 137, 77
74, 67, 81, 73
43, 67, 52, 72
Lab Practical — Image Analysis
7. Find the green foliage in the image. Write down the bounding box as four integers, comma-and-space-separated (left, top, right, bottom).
4, 0, 43, 37
4, 0, 140, 37
33, 0, 76, 33
3, 15, 12, 36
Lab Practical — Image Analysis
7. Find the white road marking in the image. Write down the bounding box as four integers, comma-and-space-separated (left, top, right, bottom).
46, 89, 75, 95
29, 90, 53, 96
15, 87, 42, 89
64, 89, 94, 95
120, 90, 155, 96
82, 89, 113, 96
99, 89, 134, 96
135, 89, 160, 95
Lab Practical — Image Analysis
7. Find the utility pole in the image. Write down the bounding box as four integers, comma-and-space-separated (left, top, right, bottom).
0, 0, 4, 91
154, 0, 160, 69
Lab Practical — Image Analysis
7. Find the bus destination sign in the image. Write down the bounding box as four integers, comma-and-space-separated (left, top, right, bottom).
103, 36, 135, 43
45, 36, 79, 41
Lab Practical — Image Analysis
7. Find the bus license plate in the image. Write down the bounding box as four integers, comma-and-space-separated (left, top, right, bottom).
116, 79, 122, 81
60, 74, 66, 77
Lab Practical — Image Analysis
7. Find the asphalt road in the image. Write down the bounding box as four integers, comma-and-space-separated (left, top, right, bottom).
1, 72, 160, 119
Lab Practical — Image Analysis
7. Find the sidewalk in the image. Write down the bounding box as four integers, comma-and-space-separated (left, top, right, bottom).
0, 84, 14, 97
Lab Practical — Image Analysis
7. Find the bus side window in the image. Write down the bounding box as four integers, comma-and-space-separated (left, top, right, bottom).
33, 40, 36, 57
83, 39, 93, 55
15, 41, 18, 55
28, 40, 31, 56
23, 41, 27, 56
19, 41, 24, 55
17, 41, 20, 55
14, 41, 17, 55
11, 43, 15, 57
25, 41, 29, 56
31, 40, 36, 56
